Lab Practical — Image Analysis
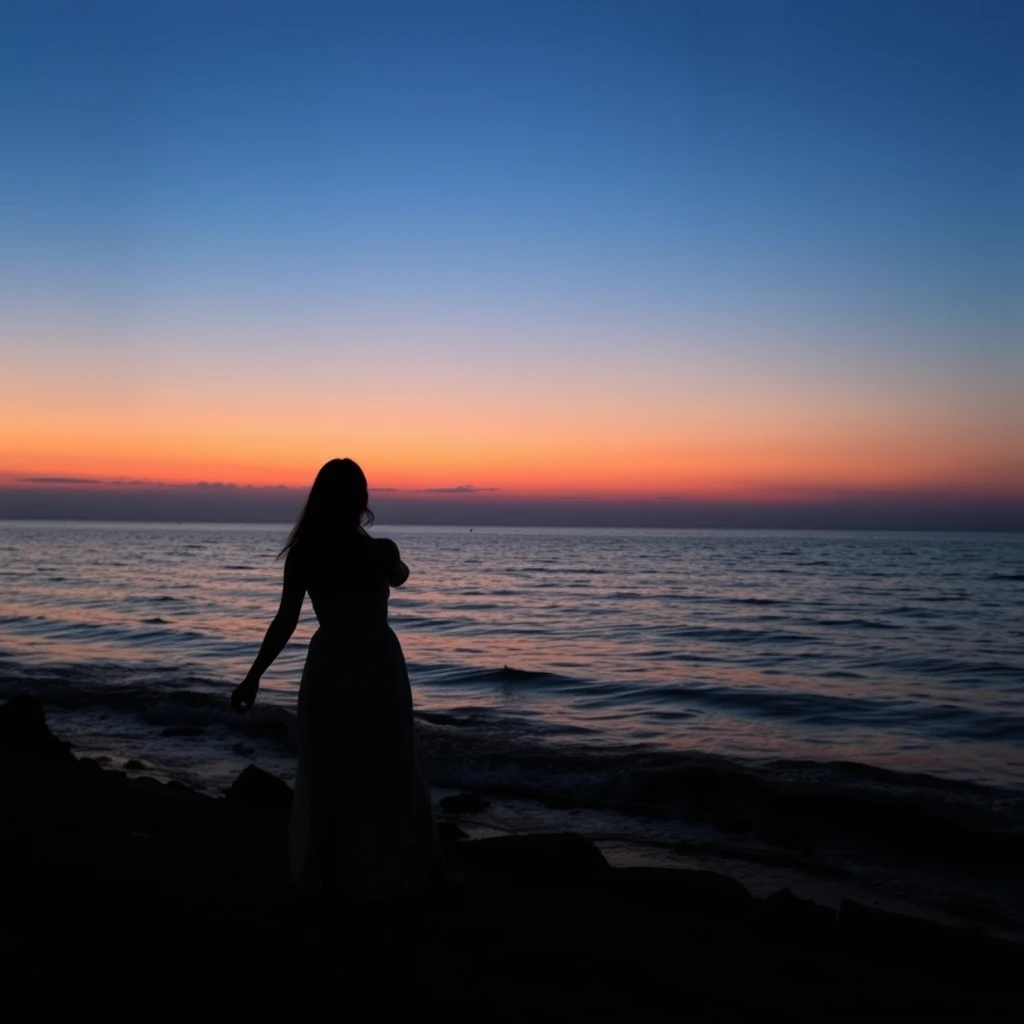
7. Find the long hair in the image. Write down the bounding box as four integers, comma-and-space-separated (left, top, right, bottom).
279, 458, 373, 559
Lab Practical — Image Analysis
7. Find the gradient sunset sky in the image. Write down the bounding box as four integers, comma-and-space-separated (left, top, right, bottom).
1, 1, 1021, 525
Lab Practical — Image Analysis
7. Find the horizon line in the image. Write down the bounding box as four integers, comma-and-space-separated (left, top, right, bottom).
1, 515, 1022, 535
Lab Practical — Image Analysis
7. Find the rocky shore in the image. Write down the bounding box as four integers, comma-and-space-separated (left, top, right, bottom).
2, 694, 1022, 1019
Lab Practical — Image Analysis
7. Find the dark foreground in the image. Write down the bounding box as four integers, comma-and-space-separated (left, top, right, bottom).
2, 696, 1022, 1020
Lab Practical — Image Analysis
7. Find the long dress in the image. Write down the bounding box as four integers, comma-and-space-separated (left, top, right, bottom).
288, 539, 440, 902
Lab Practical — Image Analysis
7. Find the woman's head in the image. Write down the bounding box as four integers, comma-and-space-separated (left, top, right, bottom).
281, 458, 373, 556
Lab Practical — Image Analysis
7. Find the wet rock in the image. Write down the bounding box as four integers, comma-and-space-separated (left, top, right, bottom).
457, 833, 610, 886
673, 838, 850, 879
160, 726, 204, 738
440, 792, 491, 813
758, 887, 836, 942
643, 763, 773, 811
940, 895, 1001, 925
614, 867, 752, 916
0, 695, 74, 763
124, 758, 146, 770
225, 765, 293, 813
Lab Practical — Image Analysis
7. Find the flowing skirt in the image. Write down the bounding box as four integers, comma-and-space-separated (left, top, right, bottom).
289, 625, 440, 902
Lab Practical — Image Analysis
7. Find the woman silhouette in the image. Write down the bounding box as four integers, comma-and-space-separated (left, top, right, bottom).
232, 458, 442, 902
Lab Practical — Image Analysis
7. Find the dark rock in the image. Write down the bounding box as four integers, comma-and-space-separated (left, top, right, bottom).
840, 899, 933, 953
124, 758, 146, 770
839, 900, 1023, 977
783, 790, 1024, 866
436, 821, 469, 852
160, 726, 204, 738
715, 818, 754, 835
225, 764, 293, 813
542, 794, 581, 809
613, 867, 752, 916
456, 833, 610, 886
0, 695, 74, 763
758, 887, 836, 943
757, 822, 813, 856
78, 757, 103, 772
440, 792, 491, 813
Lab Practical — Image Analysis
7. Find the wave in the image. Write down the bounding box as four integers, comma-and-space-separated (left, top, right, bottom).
410, 664, 1024, 744
2, 648, 1024, 872
413, 663, 569, 688
813, 618, 898, 630
417, 725, 1024, 862
667, 625, 817, 644
0, 666, 295, 747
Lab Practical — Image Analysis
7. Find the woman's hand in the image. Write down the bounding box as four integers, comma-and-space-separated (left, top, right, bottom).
231, 674, 260, 713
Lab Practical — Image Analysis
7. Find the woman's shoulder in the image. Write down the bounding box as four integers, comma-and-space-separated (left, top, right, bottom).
344, 531, 401, 565
370, 535, 408, 586
368, 535, 401, 564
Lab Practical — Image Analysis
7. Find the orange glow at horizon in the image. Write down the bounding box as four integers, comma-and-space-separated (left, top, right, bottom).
2, 322, 1022, 505
3, 430, 1022, 504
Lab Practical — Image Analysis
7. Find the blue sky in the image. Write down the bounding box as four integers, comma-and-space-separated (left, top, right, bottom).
4, 0, 1019, 335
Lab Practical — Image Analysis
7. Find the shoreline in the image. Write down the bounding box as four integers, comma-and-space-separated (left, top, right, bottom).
3, 694, 1023, 1018
24, 687, 1024, 945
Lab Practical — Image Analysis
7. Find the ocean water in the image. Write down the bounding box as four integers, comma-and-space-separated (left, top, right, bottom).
2, 521, 1023, 927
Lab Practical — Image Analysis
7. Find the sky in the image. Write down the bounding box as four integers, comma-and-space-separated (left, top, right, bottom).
1, 0, 1021, 527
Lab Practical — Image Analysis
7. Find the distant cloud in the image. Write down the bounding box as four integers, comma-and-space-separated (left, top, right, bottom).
101, 478, 297, 491
419, 485, 500, 494
18, 476, 101, 484
10, 474, 497, 496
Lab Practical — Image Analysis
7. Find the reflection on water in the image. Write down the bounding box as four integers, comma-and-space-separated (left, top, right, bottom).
1, 521, 1023, 788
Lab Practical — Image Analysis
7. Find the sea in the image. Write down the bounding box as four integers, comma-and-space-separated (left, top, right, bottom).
2, 521, 1023, 933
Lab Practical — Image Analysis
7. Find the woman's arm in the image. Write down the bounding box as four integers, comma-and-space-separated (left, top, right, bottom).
231, 550, 305, 712
378, 538, 409, 587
